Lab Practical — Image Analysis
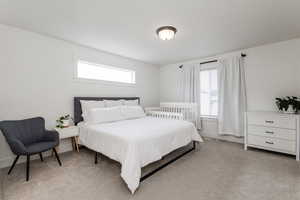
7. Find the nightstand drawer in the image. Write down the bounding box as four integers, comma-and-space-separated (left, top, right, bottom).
248, 125, 296, 141
248, 135, 296, 153
247, 112, 296, 129
55, 126, 79, 139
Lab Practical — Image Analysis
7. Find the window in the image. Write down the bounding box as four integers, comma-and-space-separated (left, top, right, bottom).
77, 60, 136, 84
200, 66, 218, 117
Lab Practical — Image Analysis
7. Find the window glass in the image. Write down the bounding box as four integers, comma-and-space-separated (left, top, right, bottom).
77, 60, 135, 84
200, 68, 218, 116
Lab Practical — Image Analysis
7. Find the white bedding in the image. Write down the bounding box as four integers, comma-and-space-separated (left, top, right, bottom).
78, 117, 203, 193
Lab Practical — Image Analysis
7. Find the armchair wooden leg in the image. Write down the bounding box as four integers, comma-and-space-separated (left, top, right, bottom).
39, 153, 44, 162
51, 147, 59, 156
53, 148, 62, 166
26, 155, 30, 181
8, 155, 19, 175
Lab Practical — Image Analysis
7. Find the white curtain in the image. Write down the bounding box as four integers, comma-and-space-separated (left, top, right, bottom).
217, 55, 247, 137
181, 63, 202, 129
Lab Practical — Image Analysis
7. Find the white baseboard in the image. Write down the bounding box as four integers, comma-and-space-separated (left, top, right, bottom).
201, 133, 244, 144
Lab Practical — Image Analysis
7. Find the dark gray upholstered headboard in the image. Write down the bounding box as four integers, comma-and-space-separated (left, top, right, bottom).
74, 97, 140, 125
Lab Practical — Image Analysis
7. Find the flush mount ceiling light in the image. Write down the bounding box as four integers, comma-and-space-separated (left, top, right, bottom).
156, 26, 177, 41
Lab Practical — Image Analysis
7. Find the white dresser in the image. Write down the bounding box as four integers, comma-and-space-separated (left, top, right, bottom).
244, 111, 300, 161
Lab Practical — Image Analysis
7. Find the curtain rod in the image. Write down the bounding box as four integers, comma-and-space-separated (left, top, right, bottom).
179, 53, 246, 69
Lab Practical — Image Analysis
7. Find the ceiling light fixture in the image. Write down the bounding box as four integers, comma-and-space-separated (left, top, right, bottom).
156, 26, 177, 41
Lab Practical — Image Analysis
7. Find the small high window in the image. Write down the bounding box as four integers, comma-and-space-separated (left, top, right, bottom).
77, 60, 136, 84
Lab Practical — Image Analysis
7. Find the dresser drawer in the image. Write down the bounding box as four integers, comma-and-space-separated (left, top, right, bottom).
248, 135, 296, 153
247, 112, 296, 129
248, 125, 296, 141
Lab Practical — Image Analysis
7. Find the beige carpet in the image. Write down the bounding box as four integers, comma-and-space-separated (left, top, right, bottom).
1, 139, 300, 200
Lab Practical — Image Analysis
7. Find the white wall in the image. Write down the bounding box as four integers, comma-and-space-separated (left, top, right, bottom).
160, 38, 300, 142
0, 24, 160, 168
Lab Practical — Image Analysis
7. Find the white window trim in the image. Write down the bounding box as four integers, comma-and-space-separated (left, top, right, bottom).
74, 60, 136, 87
200, 62, 219, 71
200, 64, 218, 71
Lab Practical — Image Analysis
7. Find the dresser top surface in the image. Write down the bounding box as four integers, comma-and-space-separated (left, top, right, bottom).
246, 111, 300, 119
247, 111, 300, 117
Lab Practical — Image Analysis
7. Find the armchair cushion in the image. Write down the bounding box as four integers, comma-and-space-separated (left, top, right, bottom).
42, 130, 59, 142
8, 139, 27, 155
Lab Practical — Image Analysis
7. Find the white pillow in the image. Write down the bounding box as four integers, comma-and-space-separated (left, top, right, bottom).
80, 100, 105, 121
88, 107, 124, 124
123, 99, 139, 106
104, 100, 124, 107
121, 106, 146, 120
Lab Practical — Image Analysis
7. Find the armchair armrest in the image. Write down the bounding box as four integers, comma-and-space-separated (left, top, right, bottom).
43, 130, 59, 142
8, 139, 27, 155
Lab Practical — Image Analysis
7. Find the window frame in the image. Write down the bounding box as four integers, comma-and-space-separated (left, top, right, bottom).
74, 60, 136, 87
199, 63, 218, 118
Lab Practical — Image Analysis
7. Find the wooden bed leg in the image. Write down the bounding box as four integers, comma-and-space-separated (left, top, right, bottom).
95, 152, 98, 164
193, 141, 197, 149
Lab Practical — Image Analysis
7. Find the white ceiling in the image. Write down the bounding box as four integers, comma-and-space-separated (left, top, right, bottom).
1, 0, 300, 65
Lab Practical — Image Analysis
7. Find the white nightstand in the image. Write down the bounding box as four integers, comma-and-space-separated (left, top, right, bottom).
54, 126, 80, 152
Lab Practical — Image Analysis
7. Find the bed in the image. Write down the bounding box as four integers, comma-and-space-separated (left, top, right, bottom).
74, 97, 203, 193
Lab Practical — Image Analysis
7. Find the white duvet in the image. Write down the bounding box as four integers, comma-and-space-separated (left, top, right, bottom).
78, 117, 203, 193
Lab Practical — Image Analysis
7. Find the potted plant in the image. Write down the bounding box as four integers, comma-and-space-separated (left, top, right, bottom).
56, 114, 72, 128
275, 96, 299, 114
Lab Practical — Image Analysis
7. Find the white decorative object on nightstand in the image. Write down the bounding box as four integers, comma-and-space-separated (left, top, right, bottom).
54, 126, 79, 152
244, 111, 300, 161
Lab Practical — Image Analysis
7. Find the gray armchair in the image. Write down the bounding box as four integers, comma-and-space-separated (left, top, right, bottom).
0, 117, 62, 181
